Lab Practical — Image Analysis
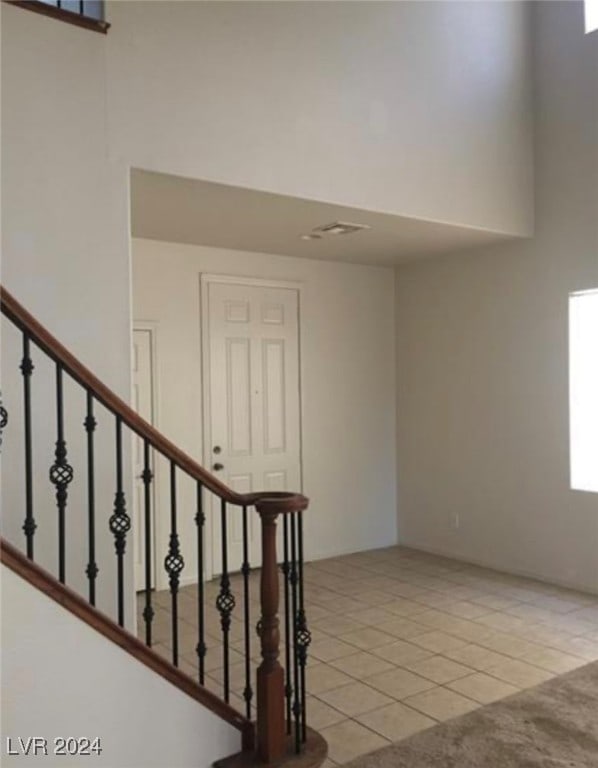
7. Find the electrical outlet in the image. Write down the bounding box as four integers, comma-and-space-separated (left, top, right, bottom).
451, 512, 460, 529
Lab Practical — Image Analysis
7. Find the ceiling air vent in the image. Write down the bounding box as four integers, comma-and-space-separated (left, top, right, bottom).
312, 221, 371, 236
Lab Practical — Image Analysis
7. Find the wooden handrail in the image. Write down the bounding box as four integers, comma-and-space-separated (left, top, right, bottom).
0, 286, 307, 513
1, 285, 314, 762
6, 1, 111, 34
0, 538, 255, 750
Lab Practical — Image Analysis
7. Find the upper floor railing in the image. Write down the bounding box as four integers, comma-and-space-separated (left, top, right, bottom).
6, 0, 110, 34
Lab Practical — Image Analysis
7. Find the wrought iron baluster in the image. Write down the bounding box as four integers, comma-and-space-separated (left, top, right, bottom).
241, 504, 253, 719
109, 415, 130, 626
20, 335, 36, 558
282, 513, 292, 733
195, 482, 206, 684
50, 363, 73, 583
142, 440, 154, 646
290, 512, 301, 753
296, 510, 311, 743
216, 498, 235, 703
165, 462, 184, 666
0, 392, 8, 448
84, 391, 98, 605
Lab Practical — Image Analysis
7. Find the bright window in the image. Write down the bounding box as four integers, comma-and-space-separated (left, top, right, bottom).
586, 0, 598, 33
569, 289, 598, 492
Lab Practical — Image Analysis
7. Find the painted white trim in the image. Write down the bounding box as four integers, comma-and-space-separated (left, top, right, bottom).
132, 323, 165, 592
199, 278, 213, 580
200, 273, 303, 292
134, 321, 161, 422
399, 540, 598, 597
306, 541, 400, 563
199, 273, 304, 580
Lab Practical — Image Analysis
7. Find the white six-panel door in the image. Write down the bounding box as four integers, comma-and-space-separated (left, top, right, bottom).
204, 278, 302, 574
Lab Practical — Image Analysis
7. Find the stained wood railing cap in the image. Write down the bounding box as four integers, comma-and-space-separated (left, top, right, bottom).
252, 493, 309, 516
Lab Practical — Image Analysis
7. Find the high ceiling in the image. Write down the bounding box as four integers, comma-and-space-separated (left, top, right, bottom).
131, 170, 517, 267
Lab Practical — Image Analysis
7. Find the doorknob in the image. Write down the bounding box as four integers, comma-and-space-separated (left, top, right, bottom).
212, 462, 224, 471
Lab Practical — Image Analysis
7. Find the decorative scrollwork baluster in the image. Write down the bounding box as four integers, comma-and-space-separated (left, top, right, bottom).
282, 514, 292, 733
216, 498, 236, 703
195, 482, 207, 684
109, 416, 130, 626
142, 439, 154, 646
84, 391, 98, 605
0, 392, 8, 448
241, 504, 253, 718
20, 335, 36, 559
289, 512, 301, 753
165, 461, 184, 666
296, 510, 311, 743
50, 364, 73, 583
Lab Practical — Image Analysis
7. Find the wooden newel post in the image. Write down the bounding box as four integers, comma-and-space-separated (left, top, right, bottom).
255, 504, 285, 763
254, 493, 308, 764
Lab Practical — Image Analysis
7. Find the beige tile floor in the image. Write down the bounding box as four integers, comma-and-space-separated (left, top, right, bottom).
137, 546, 598, 765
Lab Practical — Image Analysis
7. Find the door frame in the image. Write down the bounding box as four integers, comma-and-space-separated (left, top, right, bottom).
199, 273, 305, 580
132, 322, 164, 591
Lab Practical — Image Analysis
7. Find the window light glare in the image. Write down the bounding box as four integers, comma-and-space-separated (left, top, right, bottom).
585, 0, 598, 33
569, 289, 598, 493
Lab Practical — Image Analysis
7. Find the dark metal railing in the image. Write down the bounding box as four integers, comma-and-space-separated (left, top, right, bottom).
9, 1, 110, 34
195, 481, 207, 685
0, 286, 312, 762
241, 504, 252, 719
141, 439, 154, 647
84, 390, 98, 605
47, 0, 104, 22
21, 334, 35, 559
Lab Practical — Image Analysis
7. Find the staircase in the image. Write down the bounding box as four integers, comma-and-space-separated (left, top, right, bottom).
0, 286, 327, 767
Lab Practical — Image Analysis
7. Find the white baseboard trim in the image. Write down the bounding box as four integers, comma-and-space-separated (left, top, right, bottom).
305, 538, 400, 564
398, 539, 598, 597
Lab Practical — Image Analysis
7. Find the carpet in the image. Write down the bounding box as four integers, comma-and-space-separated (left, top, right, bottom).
345, 661, 598, 768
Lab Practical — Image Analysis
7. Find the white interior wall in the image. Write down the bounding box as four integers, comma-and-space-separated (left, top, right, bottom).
395, 1, 598, 593
106, 0, 533, 237
1, 2, 130, 393
1, 566, 241, 767
1, 0, 534, 618
1, 4, 134, 626
132, 239, 397, 575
